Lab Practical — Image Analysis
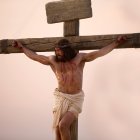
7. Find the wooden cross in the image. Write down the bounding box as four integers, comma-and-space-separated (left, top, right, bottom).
0, 0, 140, 139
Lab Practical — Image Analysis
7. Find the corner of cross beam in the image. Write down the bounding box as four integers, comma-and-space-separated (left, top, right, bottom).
0, 39, 9, 54
45, 0, 92, 24
133, 34, 140, 48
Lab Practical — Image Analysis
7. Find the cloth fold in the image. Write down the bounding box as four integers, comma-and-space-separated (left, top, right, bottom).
53, 88, 84, 128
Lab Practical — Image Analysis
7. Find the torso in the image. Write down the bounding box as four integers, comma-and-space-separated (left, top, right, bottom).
50, 53, 85, 94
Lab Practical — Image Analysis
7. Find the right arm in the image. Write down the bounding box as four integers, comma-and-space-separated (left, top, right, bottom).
81, 36, 126, 62
13, 41, 52, 65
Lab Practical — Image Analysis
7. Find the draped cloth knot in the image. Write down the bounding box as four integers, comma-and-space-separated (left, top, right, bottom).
53, 88, 84, 128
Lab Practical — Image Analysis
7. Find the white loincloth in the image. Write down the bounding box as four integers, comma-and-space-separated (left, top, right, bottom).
53, 88, 84, 128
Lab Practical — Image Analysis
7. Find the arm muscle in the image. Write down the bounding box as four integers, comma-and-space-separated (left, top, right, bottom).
22, 47, 51, 65
82, 41, 119, 62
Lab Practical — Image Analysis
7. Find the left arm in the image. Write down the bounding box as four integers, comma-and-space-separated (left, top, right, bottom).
82, 36, 126, 62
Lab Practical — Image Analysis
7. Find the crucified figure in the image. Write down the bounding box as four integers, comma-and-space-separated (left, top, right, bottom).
13, 36, 126, 140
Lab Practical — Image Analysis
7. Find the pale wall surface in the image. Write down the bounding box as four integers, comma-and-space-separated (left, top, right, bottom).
0, 0, 140, 140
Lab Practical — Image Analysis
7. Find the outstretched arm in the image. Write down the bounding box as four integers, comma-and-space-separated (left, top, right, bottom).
13, 41, 52, 65
82, 36, 126, 62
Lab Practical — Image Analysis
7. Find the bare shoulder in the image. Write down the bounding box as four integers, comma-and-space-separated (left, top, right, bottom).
73, 52, 87, 63
38, 55, 55, 65
78, 52, 87, 61
78, 51, 99, 62
48, 55, 56, 63
76, 52, 85, 58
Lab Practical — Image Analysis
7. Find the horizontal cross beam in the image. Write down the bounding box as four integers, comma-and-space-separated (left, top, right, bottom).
0, 33, 140, 54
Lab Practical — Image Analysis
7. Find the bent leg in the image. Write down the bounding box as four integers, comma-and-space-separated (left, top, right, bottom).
59, 111, 76, 140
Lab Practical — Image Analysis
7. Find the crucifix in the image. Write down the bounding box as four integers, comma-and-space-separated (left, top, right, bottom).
0, 0, 140, 140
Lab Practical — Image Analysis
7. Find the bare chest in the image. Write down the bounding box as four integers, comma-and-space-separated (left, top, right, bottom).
56, 62, 79, 76
55, 64, 82, 90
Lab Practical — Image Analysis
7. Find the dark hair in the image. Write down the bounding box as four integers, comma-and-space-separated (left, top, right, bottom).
55, 39, 77, 62
57, 39, 70, 47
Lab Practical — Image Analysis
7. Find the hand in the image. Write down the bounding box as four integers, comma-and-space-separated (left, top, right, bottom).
116, 36, 127, 44
12, 40, 23, 50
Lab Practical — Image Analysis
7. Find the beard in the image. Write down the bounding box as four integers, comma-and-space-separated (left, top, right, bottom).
55, 55, 67, 62
55, 47, 78, 62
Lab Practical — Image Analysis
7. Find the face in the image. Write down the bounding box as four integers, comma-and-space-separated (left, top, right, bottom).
55, 47, 64, 60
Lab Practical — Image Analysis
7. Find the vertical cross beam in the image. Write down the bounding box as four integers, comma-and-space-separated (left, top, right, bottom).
46, 0, 92, 139
63, 9, 80, 140
64, 20, 79, 36
64, 19, 79, 140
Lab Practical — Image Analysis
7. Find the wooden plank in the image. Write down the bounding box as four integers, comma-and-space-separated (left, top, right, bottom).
0, 33, 140, 54
70, 119, 78, 140
63, 17, 79, 139
45, 0, 92, 23
64, 20, 79, 36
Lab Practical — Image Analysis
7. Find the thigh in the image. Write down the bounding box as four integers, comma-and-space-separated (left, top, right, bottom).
60, 111, 76, 128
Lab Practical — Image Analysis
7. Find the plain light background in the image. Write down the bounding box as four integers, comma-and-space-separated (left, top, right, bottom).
0, 0, 140, 140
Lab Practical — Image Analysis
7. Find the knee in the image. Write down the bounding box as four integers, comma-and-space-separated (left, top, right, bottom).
59, 121, 69, 132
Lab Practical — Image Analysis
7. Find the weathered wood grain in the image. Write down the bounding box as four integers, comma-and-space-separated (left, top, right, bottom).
46, 0, 92, 23
64, 20, 79, 36
0, 33, 140, 54
70, 119, 78, 140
